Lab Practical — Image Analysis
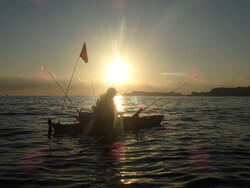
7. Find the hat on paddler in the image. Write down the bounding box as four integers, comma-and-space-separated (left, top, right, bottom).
106, 87, 117, 95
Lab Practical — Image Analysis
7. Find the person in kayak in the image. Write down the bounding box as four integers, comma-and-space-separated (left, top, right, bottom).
94, 87, 118, 130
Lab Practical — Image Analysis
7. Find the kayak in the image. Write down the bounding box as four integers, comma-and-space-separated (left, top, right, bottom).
48, 112, 164, 136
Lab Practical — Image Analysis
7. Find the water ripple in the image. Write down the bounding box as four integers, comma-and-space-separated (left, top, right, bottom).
0, 96, 250, 187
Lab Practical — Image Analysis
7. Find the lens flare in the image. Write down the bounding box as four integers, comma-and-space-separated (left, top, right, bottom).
161, 72, 187, 77
190, 148, 215, 173
20, 148, 46, 175
111, 0, 126, 10
109, 141, 125, 161
31, 0, 46, 5
114, 95, 124, 112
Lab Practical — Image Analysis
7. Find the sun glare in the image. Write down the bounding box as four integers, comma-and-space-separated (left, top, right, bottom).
114, 95, 124, 112
106, 57, 129, 84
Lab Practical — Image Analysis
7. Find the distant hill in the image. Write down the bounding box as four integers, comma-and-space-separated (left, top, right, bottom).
123, 86, 250, 96
191, 86, 250, 96
123, 91, 182, 96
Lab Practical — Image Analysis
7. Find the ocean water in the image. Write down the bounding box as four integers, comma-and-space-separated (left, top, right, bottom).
0, 96, 250, 188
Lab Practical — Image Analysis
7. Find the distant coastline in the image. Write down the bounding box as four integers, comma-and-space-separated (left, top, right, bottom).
124, 86, 250, 96
123, 91, 182, 96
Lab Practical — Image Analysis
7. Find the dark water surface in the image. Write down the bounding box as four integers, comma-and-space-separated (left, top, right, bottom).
0, 96, 250, 187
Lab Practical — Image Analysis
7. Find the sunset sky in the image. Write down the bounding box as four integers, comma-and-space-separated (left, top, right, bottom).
0, 0, 249, 96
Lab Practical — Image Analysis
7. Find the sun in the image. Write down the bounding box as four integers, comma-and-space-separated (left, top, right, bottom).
106, 57, 129, 84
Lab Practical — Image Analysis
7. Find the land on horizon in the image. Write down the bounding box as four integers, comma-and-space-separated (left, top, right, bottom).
124, 86, 250, 97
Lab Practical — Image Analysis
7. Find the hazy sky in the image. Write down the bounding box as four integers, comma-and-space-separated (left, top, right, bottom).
0, 0, 249, 96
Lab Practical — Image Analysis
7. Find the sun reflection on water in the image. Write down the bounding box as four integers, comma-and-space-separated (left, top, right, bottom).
114, 95, 125, 113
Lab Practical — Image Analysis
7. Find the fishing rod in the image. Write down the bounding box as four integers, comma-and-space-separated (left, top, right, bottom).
42, 65, 79, 113
59, 57, 80, 122
132, 76, 197, 117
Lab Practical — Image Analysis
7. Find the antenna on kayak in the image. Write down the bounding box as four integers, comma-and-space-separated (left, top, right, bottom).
132, 75, 198, 117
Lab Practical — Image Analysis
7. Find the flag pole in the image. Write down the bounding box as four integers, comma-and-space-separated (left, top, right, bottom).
58, 42, 92, 122
80, 42, 96, 101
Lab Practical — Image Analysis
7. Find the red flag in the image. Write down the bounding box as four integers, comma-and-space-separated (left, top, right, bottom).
80, 42, 88, 63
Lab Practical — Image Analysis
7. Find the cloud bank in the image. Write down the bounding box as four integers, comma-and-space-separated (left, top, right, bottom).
0, 74, 91, 96
0, 74, 249, 96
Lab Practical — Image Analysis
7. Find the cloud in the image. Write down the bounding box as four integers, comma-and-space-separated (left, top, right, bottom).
1, 74, 43, 89
0, 74, 141, 96
2, 73, 247, 96
0, 74, 168, 96
0, 74, 91, 96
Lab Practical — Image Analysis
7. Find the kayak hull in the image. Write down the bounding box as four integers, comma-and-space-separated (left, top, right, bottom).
48, 112, 164, 136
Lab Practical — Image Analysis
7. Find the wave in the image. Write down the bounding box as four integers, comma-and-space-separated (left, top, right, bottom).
183, 177, 249, 188
0, 96, 249, 188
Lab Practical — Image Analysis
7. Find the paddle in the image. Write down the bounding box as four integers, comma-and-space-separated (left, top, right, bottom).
132, 76, 197, 117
